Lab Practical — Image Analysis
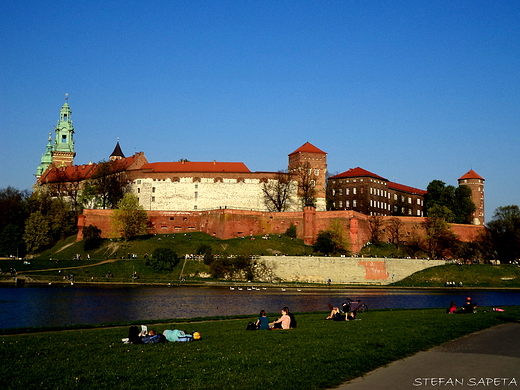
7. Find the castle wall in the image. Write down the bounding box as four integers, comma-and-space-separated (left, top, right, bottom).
259, 256, 446, 285
77, 208, 485, 254
127, 176, 302, 212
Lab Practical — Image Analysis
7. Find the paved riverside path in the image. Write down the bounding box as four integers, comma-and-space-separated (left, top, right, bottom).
333, 322, 520, 390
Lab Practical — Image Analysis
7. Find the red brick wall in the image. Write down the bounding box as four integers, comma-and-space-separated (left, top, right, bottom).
78, 208, 484, 254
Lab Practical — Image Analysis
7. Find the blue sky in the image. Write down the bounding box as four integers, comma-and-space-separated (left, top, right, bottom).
1, 1, 519, 222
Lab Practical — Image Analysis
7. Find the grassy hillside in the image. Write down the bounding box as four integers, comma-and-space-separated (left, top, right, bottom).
1, 233, 314, 285
2, 233, 519, 287
392, 263, 520, 288
35, 232, 314, 262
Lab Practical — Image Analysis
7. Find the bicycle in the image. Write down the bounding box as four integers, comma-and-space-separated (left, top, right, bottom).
342, 298, 369, 314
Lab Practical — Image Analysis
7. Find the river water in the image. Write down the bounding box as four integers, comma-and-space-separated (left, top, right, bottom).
1, 285, 519, 329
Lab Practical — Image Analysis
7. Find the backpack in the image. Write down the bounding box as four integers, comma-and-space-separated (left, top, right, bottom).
246, 322, 257, 330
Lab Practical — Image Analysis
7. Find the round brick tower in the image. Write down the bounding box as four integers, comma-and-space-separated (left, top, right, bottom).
458, 169, 485, 225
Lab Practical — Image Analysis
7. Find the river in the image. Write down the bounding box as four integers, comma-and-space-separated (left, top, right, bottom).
1, 285, 519, 329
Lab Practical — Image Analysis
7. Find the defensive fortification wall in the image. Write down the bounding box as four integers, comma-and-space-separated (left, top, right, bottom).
259, 256, 446, 285
77, 208, 484, 254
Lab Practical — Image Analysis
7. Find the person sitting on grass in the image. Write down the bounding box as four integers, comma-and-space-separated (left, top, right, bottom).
270, 307, 291, 329
446, 302, 457, 314
285, 306, 297, 328
457, 297, 477, 314
256, 310, 269, 330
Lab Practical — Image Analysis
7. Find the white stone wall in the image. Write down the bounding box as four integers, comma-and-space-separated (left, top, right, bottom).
129, 177, 306, 212
259, 256, 446, 285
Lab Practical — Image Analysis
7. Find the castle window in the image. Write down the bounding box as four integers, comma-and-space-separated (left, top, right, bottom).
152, 197, 155, 202
353, 200, 357, 207
137, 180, 141, 184
346, 188, 350, 195
137, 188, 141, 193
353, 188, 357, 195
339, 200, 343, 208
62, 135, 67, 143
152, 187, 155, 193
346, 200, 350, 208
194, 192, 198, 199
194, 205, 198, 210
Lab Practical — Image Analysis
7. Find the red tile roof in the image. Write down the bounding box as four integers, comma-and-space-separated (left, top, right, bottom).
38, 154, 139, 183
388, 182, 427, 196
140, 161, 251, 173
458, 169, 484, 181
329, 167, 388, 181
289, 142, 326, 156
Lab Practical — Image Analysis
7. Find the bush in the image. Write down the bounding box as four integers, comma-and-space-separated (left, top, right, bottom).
83, 225, 102, 251
147, 247, 179, 271
285, 223, 297, 238
197, 244, 214, 265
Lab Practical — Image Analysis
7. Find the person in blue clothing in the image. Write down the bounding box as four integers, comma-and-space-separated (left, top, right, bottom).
255, 310, 269, 330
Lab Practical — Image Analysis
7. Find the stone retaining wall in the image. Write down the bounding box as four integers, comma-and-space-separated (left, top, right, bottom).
259, 256, 446, 285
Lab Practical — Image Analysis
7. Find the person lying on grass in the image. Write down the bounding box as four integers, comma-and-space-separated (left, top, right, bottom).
326, 307, 357, 321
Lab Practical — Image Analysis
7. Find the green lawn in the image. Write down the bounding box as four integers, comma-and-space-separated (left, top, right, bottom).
392, 263, 520, 288
1, 307, 518, 390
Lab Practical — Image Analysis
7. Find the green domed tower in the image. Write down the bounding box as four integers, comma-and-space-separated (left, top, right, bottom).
36, 133, 54, 177
51, 94, 76, 167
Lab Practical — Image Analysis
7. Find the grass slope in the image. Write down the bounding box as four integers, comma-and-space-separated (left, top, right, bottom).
0, 308, 518, 390
392, 264, 520, 288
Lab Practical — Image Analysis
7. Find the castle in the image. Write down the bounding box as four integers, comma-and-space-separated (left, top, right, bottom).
36, 98, 485, 250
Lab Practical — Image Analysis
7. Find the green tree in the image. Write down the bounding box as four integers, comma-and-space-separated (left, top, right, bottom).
313, 219, 350, 255
285, 223, 297, 238
23, 190, 77, 253
83, 224, 103, 251
422, 204, 459, 259
111, 193, 149, 240
0, 186, 30, 256
486, 205, 520, 263
197, 244, 215, 265
23, 211, 53, 253
147, 247, 179, 270
424, 180, 475, 223
209, 255, 253, 280
453, 185, 476, 224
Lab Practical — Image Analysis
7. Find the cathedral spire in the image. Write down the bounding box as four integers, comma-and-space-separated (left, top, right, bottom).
52, 94, 76, 167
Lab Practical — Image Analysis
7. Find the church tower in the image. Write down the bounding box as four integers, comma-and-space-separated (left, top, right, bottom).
458, 169, 485, 225
51, 94, 76, 167
36, 133, 54, 177
288, 142, 327, 211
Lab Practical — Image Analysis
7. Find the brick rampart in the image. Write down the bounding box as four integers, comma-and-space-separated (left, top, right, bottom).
77, 208, 484, 253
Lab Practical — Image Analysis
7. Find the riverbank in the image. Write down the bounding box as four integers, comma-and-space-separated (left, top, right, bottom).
1, 308, 518, 390
4, 274, 520, 291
